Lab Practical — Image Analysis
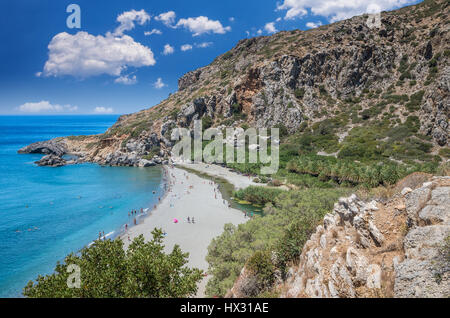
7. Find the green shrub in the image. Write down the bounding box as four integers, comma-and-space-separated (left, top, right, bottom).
294, 88, 305, 99
205, 188, 349, 297
233, 186, 284, 206
439, 148, 450, 159
405, 90, 425, 112
23, 230, 203, 298
246, 250, 276, 294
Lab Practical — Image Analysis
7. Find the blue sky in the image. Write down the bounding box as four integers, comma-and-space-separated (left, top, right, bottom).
0, 0, 420, 115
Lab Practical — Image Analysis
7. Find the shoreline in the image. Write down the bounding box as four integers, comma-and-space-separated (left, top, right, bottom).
177, 162, 263, 190
119, 164, 251, 297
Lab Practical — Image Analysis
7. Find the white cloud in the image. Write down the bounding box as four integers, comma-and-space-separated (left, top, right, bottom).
196, 42, 213, 48
42, 31, 155, 78
264, 22, 278, 34
306, 21, 322, 28
257, 29, 263, 35
114, 9, 150, 36
277, 0, 415, 22
176, 16, 231, 36
229, 17, 235, 22
93, 107, 114, 114
153, 78, 166, 89
276, 17, 282, 22
144, 29, 162, 36
114, 74, 137, 85
155, 11, 176, 26
18, 101, 78, 113
181, 44, 193, 51
163, 44, 175, 55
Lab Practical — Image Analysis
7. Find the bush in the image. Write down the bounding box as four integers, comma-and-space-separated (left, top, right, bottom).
439, 148, 450, 159
294, 88, 305, 99
246, 250, 276, 293
202, 116, 213, 130
205, 188, 349, 297
23, 230, 203, 298
268, 179, 283, 187
275, 207, 324, 275
233, 186, 284, 205
405, 90, 425, 112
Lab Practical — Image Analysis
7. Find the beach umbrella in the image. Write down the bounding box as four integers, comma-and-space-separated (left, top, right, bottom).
173, 218, 178, 223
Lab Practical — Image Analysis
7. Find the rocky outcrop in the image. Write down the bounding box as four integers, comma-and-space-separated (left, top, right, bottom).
35, 154, 67, 167
270, 176, 450, 298
18, 140, 67, 157
224, 176, 449, 298
394, 178, 450, 298
178, 69, 202, 91
420, 66, 449, 146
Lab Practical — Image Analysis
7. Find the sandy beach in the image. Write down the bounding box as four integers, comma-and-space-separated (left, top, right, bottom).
121, 165, 248, 297
178, 162, 261, 189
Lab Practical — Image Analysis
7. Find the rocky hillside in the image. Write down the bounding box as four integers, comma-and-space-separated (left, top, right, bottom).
19, 0, 449, 167
226, 174, 449, 298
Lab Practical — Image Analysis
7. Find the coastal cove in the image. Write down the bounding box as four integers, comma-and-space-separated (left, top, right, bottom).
0, 116, 165, 297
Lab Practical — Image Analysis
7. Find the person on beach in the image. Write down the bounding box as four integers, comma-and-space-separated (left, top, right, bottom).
192, 217, 195, 224
187, 217, 190, 223
134, 218, 137, 225
125, 224, 128, 231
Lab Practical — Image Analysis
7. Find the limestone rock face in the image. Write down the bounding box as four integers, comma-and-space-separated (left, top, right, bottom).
394, 177, 450, 298
267, 176, 450, 298
178, 69, 202, 91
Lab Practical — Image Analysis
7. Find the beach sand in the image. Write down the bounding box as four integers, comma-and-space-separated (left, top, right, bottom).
178, 162, 261, 189
121, 165, 248, 297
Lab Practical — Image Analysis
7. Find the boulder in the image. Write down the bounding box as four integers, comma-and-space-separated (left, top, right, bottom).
138, 159, 156, 167
35, 154, 67, 167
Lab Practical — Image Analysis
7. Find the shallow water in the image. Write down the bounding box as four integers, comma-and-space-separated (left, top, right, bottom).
0, 116, 164, 297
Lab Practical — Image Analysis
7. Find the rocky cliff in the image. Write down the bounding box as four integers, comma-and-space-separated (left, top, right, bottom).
19, 0, 449, 167
227, 174, 449, 298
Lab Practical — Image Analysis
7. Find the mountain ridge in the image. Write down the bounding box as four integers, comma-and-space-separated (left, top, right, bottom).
19, 0, 449, 170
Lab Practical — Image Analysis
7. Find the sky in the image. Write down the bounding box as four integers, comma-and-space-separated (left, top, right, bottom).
0, 0, 421, 115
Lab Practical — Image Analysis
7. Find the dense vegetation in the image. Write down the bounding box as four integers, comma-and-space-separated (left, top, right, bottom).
23, 229, 203, 298
233, 186, 285, 206
206, 188, 350, 297
222, 114, 440, 189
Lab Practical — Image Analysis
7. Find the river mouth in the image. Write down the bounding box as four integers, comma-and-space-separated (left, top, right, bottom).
177, 166, 264, 216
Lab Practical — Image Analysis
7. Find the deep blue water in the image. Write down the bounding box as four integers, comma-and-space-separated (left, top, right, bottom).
0, 116, 164, 297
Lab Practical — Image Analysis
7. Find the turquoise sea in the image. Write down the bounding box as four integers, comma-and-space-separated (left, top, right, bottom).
0, 116, 165, 297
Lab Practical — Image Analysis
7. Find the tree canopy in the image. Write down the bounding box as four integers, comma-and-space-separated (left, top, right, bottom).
23, 229, 203, 298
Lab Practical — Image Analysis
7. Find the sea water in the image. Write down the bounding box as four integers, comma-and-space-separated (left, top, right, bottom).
0, 116, 165, 297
